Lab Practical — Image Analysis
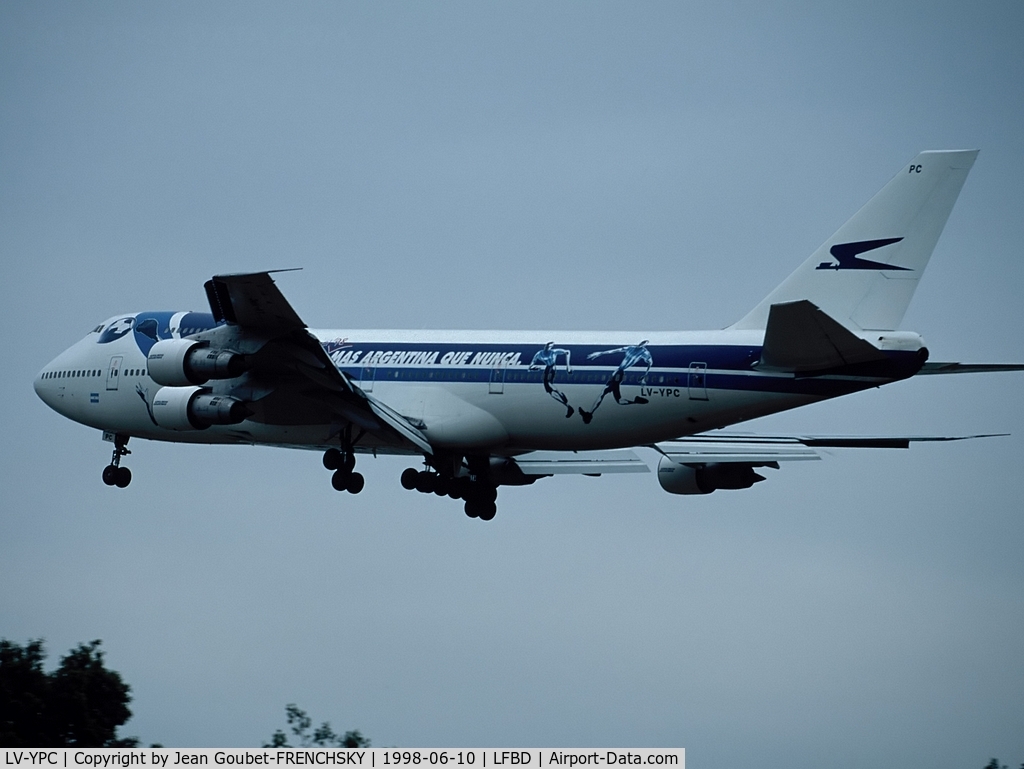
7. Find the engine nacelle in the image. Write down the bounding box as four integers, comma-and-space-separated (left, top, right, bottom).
657, 456, 766, 495
152, 386, 251, 431
148, 338, 247, 387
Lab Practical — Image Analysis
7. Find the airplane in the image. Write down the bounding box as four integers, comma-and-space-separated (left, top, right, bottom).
33, 149, 1024, 521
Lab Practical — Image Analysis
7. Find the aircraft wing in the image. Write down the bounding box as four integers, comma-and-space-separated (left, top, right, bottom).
204, 271, 433, 455
504, 432, 1004, 482
655, 432, 1006, 461
649, 432, 1006, 493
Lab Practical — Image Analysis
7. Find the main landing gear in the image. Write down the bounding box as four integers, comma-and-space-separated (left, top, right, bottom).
323, 448, 364, 494
399, 466, 498, 521
102, 434, 132, 488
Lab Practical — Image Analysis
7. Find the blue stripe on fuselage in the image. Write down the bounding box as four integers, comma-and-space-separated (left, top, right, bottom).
323, 341, 923, 399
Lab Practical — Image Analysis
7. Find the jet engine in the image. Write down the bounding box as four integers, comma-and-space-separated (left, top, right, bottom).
148, 338, 247, 387
657, 456, 766, 495
152, 385, 251, 431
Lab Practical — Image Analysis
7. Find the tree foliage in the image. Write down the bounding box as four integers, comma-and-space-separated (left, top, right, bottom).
0, 639, 137, 747
265, 704, 369, 748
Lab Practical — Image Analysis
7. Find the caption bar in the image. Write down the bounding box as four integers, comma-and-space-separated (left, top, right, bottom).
3, 750, 683, 769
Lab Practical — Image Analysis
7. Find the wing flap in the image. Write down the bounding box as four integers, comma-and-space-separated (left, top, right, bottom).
364, 395, 434, 455
511, 450, 650, 475
205, 271, 306, 335
656, 436, 821, 464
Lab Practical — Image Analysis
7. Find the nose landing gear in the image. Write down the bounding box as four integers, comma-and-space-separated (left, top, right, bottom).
102, 434, 132, 488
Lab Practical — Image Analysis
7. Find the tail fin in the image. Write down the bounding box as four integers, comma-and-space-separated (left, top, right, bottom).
731, 149, 979, 331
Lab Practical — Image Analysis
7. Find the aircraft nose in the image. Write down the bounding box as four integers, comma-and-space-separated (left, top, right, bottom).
35, 348, 75, 413
34, 360, 57, 409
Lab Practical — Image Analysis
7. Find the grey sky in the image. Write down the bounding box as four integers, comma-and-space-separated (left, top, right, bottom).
2, 2, 1022, 765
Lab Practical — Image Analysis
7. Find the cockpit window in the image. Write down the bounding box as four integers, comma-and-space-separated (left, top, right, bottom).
98, 317, 135, 344
92, 325, 105, 333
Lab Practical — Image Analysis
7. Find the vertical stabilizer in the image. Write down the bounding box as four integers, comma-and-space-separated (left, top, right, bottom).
731, 150, 978, 331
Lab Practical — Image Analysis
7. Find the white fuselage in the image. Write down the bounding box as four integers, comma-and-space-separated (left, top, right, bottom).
35, 315, 908, 457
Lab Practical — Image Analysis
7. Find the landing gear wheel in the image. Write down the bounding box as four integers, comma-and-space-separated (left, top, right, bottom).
346, 472, 365, 494
324, 449, 355, 473
433, 476, 449, 496
414, 472, 436, 494
115, 467, 132, 488
102, 465, 118, 486
331, 469, 352, 491
449, 477, 472, 500
323, 448, 342, 470
464, 500, 480, 518
477, 484, 498, 503
401, 468, 419, 490
477, 501, 496, 521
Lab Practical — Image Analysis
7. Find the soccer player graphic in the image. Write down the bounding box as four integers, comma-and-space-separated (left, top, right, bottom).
578, 340, 653, 424
529, 342, 575, 418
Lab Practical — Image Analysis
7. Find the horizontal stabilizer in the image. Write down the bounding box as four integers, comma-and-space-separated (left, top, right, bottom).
758, 300, 888, 372
917, 362, 1024, 375
787, 433, 1007, 448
